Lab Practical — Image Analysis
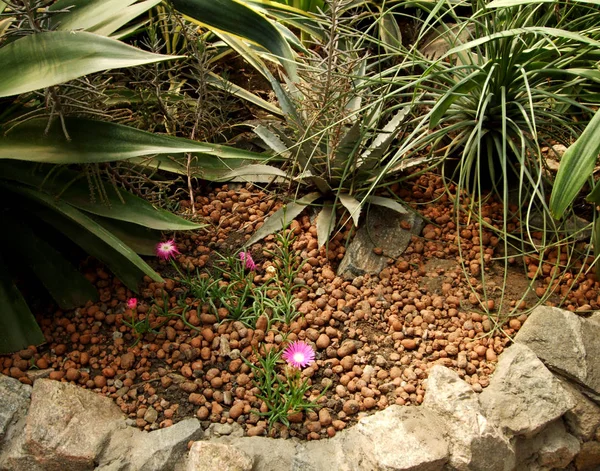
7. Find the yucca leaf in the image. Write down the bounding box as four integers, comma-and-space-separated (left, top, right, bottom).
1, 161, 203, 231
6, 183, 163, 289
550, 109, 600, 219
2, 214, 98, 309
90, 216, 162, 256
0, 117, 267, 163
171, 0, 298, 80
246, 192, 321, 245
0, 31, 182, 98
0, 254, 46, 354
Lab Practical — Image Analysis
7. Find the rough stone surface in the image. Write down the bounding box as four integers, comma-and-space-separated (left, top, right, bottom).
479, 343, 576, 438
0, 375, 30, 443
129, 419, 203, 470
223, 437, 296, 471
560, 379, 600, 441
514, 420, 580, 470
515, 306, 600, 399
341, 406, 449, 470
424, 365, 514, 471
186, 441, 253, 471
337, 206, 423, 279
575, 441, 600, 471
2, 378, 126, 471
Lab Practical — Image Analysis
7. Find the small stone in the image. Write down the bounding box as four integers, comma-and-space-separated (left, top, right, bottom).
316, 334, 330, 349
229, 402, 245, 420
342, 400, 360, 415
143, 407, 158, 423
247, 425, 265, 437
120, 352, 135, 370
401, 339, 417, 350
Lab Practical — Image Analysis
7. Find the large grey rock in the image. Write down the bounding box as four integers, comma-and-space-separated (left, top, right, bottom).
560, 379, 600, 441
186, 441, 253, 471
479, 343, 576, 438
0, 375, 30, 444
515, 306, 600, 399
129, 419, 203, 470
2, 378, 126, 471
337, 206, 423, 279
97, 419, 203, 471
224, 437, 297, 471
423, 365, 514, 471
340, 406, 449, 470
514, 420, 579, 471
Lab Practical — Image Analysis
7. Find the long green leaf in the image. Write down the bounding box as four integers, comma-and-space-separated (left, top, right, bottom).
0, 117, 268, 163
49, 0, 137, 31
442, 28, 600, 60
0, 31, 182, 98
91, 216, 162, 256
246, 192, 321, 245
0, 254, 46, 354
171, 0, 298, 80
2, 214, 98, 309
0, 161, 203, 231
6, 183, 164, 289
550, 109, 600, 219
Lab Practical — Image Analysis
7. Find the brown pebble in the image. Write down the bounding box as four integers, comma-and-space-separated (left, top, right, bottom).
247, 425, 265, 437
401, 339, 417, 350
93, 375, 107, 388
485, 349, 497, 362
316, 334, 330, 349
229, 402, 245, 420
196, 406, 209, 420
318, 408, 332, 426
342, 400, 360, 415
120, 352, 135, 370
65, 368, 80, 382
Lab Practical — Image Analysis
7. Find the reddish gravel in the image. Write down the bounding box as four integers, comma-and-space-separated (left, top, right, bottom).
3, 172, 598, 440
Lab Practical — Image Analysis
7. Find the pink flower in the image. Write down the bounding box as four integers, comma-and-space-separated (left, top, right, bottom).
156, 239, 180, 260
239, 251, 256, 271
127, 298, 138, 310
282, 341, 315, 369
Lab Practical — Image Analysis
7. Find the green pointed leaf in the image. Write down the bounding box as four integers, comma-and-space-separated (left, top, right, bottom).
91, 216, 162, 256
2, 215, 98, 309
0, 117, 267, 164
338, 193, 362, 227
49, 0, 137, 31
0, 255, 46, 354
171, 0, 298, 80
246, 192, 321, 245
550, 109, 600, 219
365, 195, 408, 214
205, 72, 283, 116
429, 69, 483, 128
1, 161, 203, 231
0, 31, 182, 98
6, 183, 164, 289
316, 204, 336, 248
216, 163, 288, 182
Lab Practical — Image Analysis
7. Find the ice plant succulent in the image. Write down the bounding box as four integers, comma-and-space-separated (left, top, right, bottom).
156, 239, 180, 260
282, 340, 315, 369
127, 298, 138, 310
239, 251, 256, 271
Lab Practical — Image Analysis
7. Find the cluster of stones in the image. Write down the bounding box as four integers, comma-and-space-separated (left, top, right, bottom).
2, 306, 600, 470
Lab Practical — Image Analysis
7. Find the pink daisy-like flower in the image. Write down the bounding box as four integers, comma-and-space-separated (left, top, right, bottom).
239, 251, 256, 271
282, 341, 315, 369
156, 239, 180, 260
127, 298, 138, 310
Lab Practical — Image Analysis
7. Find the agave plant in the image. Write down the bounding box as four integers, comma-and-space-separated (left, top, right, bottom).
237, 2, 411, 247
